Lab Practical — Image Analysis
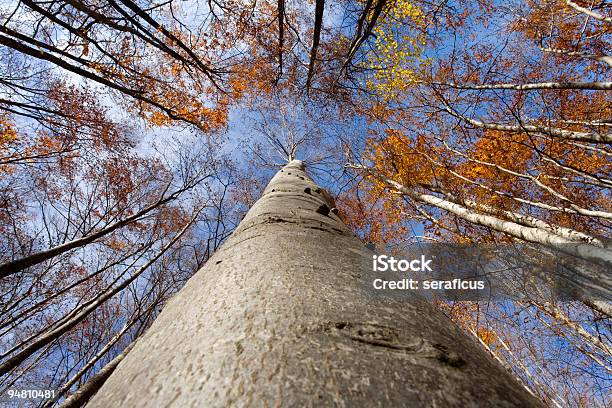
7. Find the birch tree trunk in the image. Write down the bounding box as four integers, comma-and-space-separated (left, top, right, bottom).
85, 160, 542, 407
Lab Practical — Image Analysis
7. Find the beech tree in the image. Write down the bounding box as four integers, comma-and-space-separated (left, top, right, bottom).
0, 0, 235, 130
351, 1, 610, 262
341, 2, 610, 405
85, 159, 543, 407
0, 64, 235, 405
0, 0, 609, 406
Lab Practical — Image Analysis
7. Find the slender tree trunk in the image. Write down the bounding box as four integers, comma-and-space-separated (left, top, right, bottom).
370, 170, 612, 267
85, 160, 542, 407
0, 182, 196, 279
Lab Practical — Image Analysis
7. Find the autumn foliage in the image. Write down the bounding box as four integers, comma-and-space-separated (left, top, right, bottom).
0, 0, 609, 407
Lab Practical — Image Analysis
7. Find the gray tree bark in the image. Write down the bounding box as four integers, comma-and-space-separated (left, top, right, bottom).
85, 160, 543, 407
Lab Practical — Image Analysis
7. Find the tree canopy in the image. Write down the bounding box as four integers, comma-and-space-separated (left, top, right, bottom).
0, 1, 610, 406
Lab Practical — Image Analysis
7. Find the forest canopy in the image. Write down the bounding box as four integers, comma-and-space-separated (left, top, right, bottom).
0, 1, 610, 407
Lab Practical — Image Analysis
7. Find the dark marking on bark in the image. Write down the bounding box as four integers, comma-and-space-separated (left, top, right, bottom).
431, 343, 465, 368
216, 260, 222, 265
224, 233, 266, 249
321, 322, 466, 368
236, 213, 349, 237
331, 207, 339, 215
305, 225, 347, 235
304, 187, 311, 194
329, 322, 401, 343
316, 204, 330, 216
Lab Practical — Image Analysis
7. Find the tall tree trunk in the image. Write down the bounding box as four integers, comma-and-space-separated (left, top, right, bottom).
85, 160, 542, 407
